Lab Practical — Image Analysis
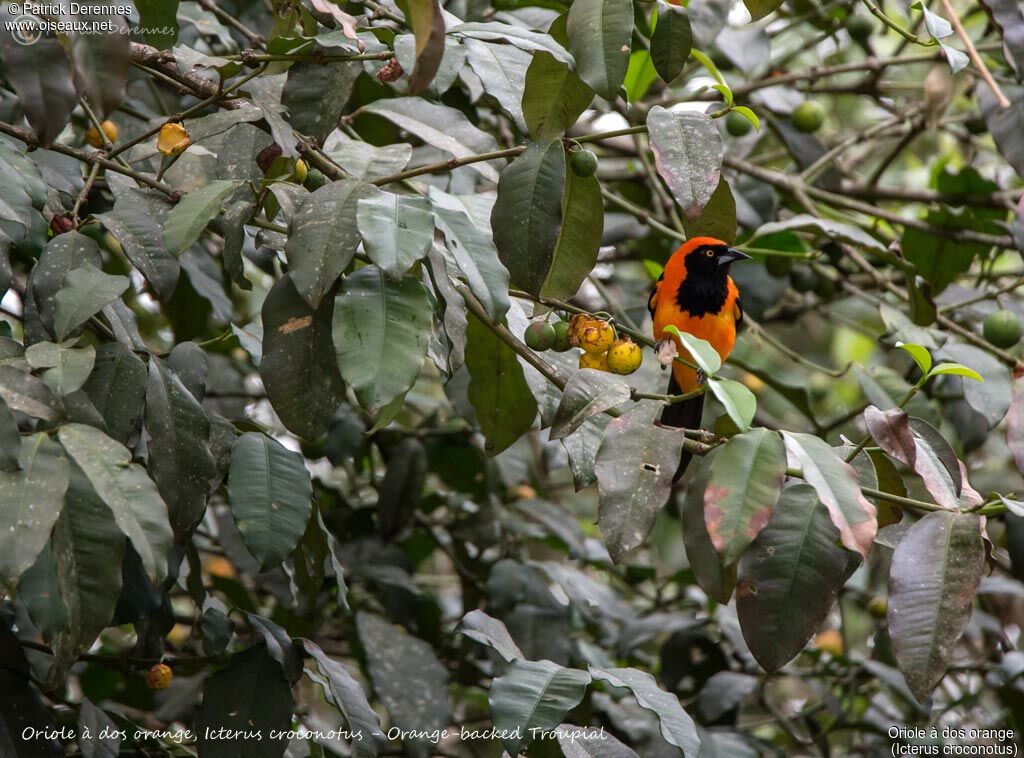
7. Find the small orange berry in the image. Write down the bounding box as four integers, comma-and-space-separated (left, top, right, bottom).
157, 122, 190, 156
145, 663, 173, 690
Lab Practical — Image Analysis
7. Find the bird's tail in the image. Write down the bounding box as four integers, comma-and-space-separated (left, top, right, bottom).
660, 373, 704, 482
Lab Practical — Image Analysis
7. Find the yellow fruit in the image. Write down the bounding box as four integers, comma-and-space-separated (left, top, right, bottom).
145, 663, 173, 690
812, 629, 843, 655
868, 596, 888, 619
203, 555, 236, 579
511, 484, 537, 500
157, 122, 191, 156
85, 119, 118, 147
571, 315, 615, 354
579, 351, 609, 371
606, 338, 642, 375
294, 159, 308, 183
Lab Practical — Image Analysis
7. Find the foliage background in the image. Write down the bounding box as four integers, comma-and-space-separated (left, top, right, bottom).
1, 0, 1024, 755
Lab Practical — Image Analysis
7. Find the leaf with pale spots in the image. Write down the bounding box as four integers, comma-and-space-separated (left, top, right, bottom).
550, 370, 630, 440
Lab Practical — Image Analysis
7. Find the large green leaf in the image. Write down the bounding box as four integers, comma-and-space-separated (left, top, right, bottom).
456, 609, 525, 663
0, 32, 76, 147
522, 52, 594, 140
133, 0, 180, 48
550, 370, 630, 440
566, 0, 633, 100
57, 423, 172, 583
195, 644, 295, 758
53, 265, 130, 342
405, 0, 446, 93
735, 483, 851, 673
540, 153, 603, 301
285, 180, 377, 309
781, 432, 877, 559
49, 464, 124, 686
646, 107, 723, 220
0, 365, 64, 422
145, 357, 216, 539
356, 612, 451, 758
651, 3, 692, 83
462, 39, 529, 130
25, 342, 95, 397
464, 310, 538, 455
82, 343, 148, 446
95, 193, 179, 301
282, 60, 360, 143
356, 193, 434, 278
489, 659, 591, 756
0, 397, 19, 471
704, 428, 785, 565
0, 434, 69, 590
163, 180, 240, 256
301, 639, 385, 758
449, 21, 574, 64
332, 266, 431, 414
491, 140, 566, 296
888, 511, 985, 701
589, 666, 701, 756
595, 402, 684, 563
680, 453, 734, 603
261, 275, 344, 439
31, 232, 102, 337
943, 343, 1010, 427
227, 432, 312, 570
743, 0, 784, 21
71, 12, 130, 118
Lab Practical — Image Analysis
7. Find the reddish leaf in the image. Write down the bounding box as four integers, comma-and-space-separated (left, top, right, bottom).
406, 0, 447, 94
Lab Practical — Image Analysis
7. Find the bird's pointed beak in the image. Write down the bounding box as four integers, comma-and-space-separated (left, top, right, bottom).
718, 248, 752, 267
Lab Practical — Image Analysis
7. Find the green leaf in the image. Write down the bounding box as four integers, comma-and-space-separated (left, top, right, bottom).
897, 342, 933, 374
743, 0, 785, 22
550, 369, 630, 440
356, 612, 451, 756
464, 311, 538, 455
623, 50, 658, 102
145, 357, 216, 539
71, 11, 130, 118
282, 60, 360, 143
492, 140, 567, 296
731, 105, 760, 130
943, 343, 1008, 426
82, 343, 148, 446
456, 609, 525, 663
405, 0, 447, 93
77, 700, 121, 758
49, 464, 124, 686
650, 3, 692, 84
449, 22, 574, 64
736, 483, 852, 673
888, 510, 985, 701
356, 193, 434, 278
781, 432, 878, 559
96, 195, 179, 301
595, 402, 685, 563
53, 265, 130, 342
566, 0, 633, 100
25, 342, 95, 397
286, 180, 378, 309
228, 432, 312, 570
133, 0, 180, 48
58, 423, 172, 584
0, 397, 19, 471
522, 54, 594, 142
662, 326, 722, 374
0, 365, 65, 422
0, 32, 76, 147
19, 542, 65, 642
489, 659, 591, 756
589, 666, 701, 756
30, 232, 102, 336
163, 180, 240, 256
0, 434, 69, 590
929, 361, 984, 382
394, 32, 467, 96
260, 274, 345, 439
195, 644, 296, 758
646, 107, 724, 220
377, 438, 427, 538
361, 98, 503, 181
332, 265, 431, 414
749, 214, 887, 254
462, 39, 530, 131
704, 428, 785, 565
684, 176, 737, 244
301, 639, 385, 758
707, 378, 756, 432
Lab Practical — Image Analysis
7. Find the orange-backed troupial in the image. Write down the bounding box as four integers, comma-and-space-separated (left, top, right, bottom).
648, 236, 750, 479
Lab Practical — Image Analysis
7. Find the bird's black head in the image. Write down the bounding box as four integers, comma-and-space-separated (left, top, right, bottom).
684, 243, 751, 279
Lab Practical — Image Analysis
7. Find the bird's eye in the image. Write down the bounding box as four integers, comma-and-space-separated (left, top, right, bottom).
705, 249, 715, 258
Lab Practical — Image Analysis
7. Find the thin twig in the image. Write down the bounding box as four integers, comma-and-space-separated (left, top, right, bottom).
938, 0, 1010, 108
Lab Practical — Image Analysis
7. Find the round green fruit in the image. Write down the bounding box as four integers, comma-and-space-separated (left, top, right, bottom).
846, 14, 874, 42
813, 276, 837, 299
570, 149, 599, 178
790, 266, 819, 293
725, 111, 753, 137
551, 320, 572, 352
524, 321, 557, 351
792, 100, 825, 133
965, 115, 987, 135
304, 169, 328, 190
764, 255, 793, 277
983, 310, 1023, 348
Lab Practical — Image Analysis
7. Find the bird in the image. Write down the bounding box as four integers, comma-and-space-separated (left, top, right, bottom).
647, 236, 750, 480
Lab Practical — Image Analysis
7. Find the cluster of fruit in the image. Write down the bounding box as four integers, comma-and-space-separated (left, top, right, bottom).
523, 315, 643, 375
